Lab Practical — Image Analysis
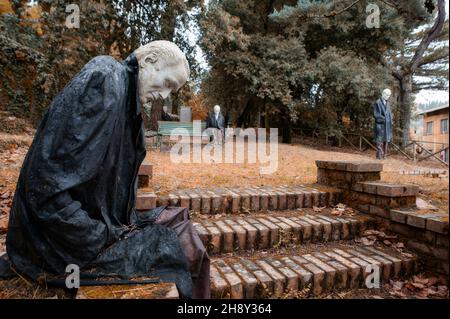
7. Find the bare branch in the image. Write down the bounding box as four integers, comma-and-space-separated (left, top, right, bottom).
417, 46, 449, 68
410, 0, 446, 72
323, 0, 363, 18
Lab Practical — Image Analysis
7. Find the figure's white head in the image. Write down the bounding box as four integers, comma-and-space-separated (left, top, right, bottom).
163, 106, 168, 113
134, 40, 190, 105
382, 88, 392, 101
214, 105, 221, 115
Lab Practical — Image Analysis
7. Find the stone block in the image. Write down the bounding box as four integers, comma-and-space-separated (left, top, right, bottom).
259, 192, 269, 211
210, 265, 230, 299
201, 194, 211, 214
178, 192, 190, 209
257, 218, 281, 247
168, 193, 179, 206
390, 209, 408, 224
138, 163, 153, 176
291, 217, 312, 243
303, 254, 336, 291
426, 216, 449, 234
247, 218, 271, 249
203, 221, 222, 254
369, 205, 390, 219
215, 220, 234, 253
240, 259, 273, 298
188, 192, 201, 212
135, 192, 156, 210
255, 260, 285, 297
156, 195, 169, 207
323, 251, 361, 288
215, 260, 244, 299
230, 262, 258, 299
280, 257, 313, 290
236, 219, 258, 250
266, 258, 299, 292
298, 216, 322, 242
303, 191, 312, 208
224, 220, 246, 251
406, 213, 427, 229
292, 257, 325, 295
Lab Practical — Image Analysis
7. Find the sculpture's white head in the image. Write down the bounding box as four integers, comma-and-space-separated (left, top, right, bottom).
214, 105, 221, 115
163, 106, 168, 113
382, 88, 392, 101
134, 40, 190, 105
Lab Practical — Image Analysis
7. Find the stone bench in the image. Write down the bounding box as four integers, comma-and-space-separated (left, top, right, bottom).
316, 160, 382, 189
348, 181, 418, 219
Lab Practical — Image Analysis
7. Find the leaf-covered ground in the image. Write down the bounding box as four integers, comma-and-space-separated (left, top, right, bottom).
142, 140, 449, 211
0, 132, 448, 299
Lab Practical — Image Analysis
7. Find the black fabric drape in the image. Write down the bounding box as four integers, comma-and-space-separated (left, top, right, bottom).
2, 54, 192, 298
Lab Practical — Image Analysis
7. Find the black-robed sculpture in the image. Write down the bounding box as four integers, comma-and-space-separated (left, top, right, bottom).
1, 41, 210, 299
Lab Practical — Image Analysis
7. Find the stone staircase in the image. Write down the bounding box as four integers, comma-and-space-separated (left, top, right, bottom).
190, 210, 417, 298
131, 160, 450, 298
209, 243, 416, 298
193, 211, 372, 255
136, 185, 344, 213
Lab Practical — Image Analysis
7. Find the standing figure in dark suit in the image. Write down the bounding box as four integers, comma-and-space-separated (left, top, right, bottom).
206, 105, 225, 144
373, 88, 393, 159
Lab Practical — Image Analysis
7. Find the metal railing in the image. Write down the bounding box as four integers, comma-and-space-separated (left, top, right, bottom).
292, 127, 449, 167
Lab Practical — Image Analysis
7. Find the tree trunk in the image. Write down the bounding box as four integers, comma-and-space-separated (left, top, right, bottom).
148, 99, 164, 131
399, 74, 413, 146
282, 116, 292, 144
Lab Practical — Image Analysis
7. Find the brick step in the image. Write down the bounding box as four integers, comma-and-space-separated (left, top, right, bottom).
192, 210, 374, 255
138, 163, 153, 188
210, 243, 417, 299
136, 185, 344, 213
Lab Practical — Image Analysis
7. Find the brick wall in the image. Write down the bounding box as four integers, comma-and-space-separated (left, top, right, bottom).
316, 160, 449, 275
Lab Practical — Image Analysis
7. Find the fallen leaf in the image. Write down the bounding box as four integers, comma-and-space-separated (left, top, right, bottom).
410, 282, 426, 289
392, 280, 404, 290
363, 230, 381, 236
401, 252, 415, 259
330, 210, 342, 216
426, 277, 439, 287
413, 276, 429, 286
361, 236, 376, 246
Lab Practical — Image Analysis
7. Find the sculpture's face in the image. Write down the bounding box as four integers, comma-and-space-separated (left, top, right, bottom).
382, 89, 391, 101
138, 61, 188, 105
214, 105, 220, 114
163, 106, 168, 112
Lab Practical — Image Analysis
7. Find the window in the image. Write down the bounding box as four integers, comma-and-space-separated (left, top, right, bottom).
426, 121, 434, 135
440, 118, 448, 134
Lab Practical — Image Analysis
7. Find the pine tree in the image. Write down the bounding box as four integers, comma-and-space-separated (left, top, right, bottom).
199, 0, 435, 143
382, 0, 447, 145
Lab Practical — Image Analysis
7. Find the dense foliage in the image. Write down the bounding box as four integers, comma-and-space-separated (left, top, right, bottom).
199, 0, 444, 142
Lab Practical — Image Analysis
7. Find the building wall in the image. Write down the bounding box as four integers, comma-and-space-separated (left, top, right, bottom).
420, 108, 449, 162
